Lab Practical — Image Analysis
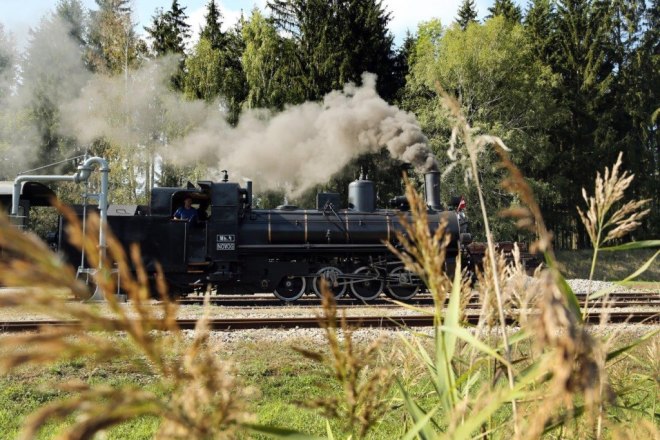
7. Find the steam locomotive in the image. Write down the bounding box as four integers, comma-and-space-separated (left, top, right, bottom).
64, 170, 470, 301
2, 166, 470, 301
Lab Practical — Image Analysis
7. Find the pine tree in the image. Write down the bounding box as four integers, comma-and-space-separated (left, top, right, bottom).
488, 0, 522, 23
56, 0, 87, 46
200, 0, 226, 50
145, 1, 191, 92
524, 0, 555, 62
456, 0, 479, 29
391, 30, 416, 102
145, 0, 190, 56
87, 0, 143, 74
268, 0, 396, 100
185, 17, 247, 124
547, 0, 618, 246
605, 0, 659, 236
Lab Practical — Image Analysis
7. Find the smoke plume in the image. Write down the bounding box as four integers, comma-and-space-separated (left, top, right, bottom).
170, 73, 437, 195
5, 10, 437, 195
60, 60, 437, 195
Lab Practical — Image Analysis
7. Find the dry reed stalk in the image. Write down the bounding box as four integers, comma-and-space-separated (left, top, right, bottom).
435, 88, 646, 440
0, 208, 252, 439
574, 154, 652, 438
522, 270, 605, 439
576, 152, 650, 317
503, 244, 543, 327
439, 90, 519, 429
293, 282, 392, 439
384, 173, 455, 316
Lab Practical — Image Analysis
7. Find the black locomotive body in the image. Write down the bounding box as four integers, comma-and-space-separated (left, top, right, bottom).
57, 171, 464, 301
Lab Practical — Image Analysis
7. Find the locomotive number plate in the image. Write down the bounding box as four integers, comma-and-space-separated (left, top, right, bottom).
216, 234, 235, 251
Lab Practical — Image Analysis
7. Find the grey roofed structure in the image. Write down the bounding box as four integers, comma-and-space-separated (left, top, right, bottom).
0, 181, 57, 210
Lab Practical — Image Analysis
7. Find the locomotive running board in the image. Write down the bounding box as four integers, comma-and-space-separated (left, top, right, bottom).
238, 244, 388, 253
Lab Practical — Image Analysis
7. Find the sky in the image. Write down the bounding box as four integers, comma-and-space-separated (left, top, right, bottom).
1, 0, 502, 50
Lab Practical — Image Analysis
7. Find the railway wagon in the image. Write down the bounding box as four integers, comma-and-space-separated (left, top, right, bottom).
55, 170, 466, 302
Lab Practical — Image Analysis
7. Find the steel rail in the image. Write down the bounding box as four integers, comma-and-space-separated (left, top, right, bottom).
175, 299, 659, 309
1, 310, 657, 333
175, 292, 660, 308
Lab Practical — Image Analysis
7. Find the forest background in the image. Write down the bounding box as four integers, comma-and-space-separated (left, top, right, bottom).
0, 0, 657, 249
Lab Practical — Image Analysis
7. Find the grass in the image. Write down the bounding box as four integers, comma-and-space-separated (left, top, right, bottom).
0, 330, 656, 439
0, 360, 163, 439
556, 248, 660, 281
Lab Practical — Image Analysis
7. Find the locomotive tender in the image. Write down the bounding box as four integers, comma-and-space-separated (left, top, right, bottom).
56, 169, 464, 301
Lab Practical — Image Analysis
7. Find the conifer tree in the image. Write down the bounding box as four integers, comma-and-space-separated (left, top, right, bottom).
56, 0, 87, 46
200, 0, 226, 50
145, 0, 191, 92
145, 0, 190, 56
19, 4, 91, 171
391, 30, 416, 102
546, 0, 618, 246
87, 0, 142, 74
604, 0, 659, 235
488, 0, 522, 23
456, 0, 479, 29
268, 0, 396, 101
185, 5, 247, 125
524, 0, 555, 62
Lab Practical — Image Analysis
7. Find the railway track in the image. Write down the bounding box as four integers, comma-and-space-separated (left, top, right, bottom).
1, 310, 657, 333
175, 292, 659, 308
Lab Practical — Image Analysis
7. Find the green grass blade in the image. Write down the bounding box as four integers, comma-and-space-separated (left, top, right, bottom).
400, 404, 442, 440
587, 283, 618, 301
325, 421, 335, 440
443, 254, 463, 361
396, 377, 437, 440
589, 250, 659, 300
496, 329, 529, 352
620, 250, 659, 282
599, 240, 660, 251
451, 363, 544, 439
546, 253, 582, 322
606, 329, 659, 362
438, 325, 509, 366
617, 281, 660, 289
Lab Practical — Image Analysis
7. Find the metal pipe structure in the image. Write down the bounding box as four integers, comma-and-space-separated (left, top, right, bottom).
11, 157, 110, 298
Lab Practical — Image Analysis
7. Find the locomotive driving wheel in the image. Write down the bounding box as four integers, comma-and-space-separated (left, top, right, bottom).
273, 276, 307, 302
313, 267, 346, 299
349, 266, 384, 301
386, 266, 420, 301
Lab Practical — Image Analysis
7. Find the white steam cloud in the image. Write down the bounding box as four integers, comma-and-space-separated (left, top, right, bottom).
60, 58, 437, 196
3, 13, 436, 196
170, 73, 437, 195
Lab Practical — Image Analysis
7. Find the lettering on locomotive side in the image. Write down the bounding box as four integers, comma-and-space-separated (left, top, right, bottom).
216, 234, 236, 251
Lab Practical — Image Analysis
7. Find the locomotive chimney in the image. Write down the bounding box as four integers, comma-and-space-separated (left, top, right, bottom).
424, 171, 442, 211
246, 180, 252, 207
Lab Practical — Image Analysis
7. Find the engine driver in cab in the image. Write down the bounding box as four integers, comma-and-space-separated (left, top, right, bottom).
173, 196, 198, 223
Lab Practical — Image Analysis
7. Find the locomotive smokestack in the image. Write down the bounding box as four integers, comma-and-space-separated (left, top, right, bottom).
424, 171, 442, 211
